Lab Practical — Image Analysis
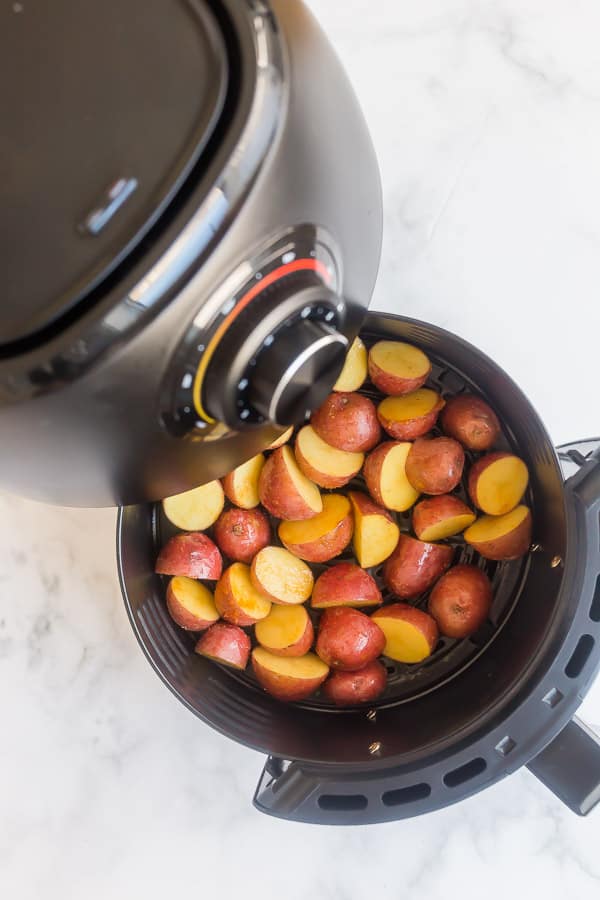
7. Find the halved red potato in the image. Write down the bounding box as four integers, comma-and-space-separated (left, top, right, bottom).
294, 425, 364, 489
440, 394, 500, 451
155, 532, 223, 580
372, 603, 439, 663
222, 454, 265, 509
348, 491, 400, 568
468, 452, 529, 516
311, 562, 382, 609
250, 546, 314, 605
162, 480, 224, 531
266, 426, 294, 450
258, 445, 322, 520
412, 495, 475, 542
252, 648, 329, 701
405, 436, 465, 495
323, 660, 387, 706
316, 607, 385, 671
213, 507, 271, 563
311, 392, 381, 452
464, 505, 532, 560
377, 389, 445, 441
428, 565, 492, 638
214, 562, 271, 626
166, 576, 220, 630
368, 341, 431, 395
363, 441, 420, 511
383, 533, 453, 598
278, 493, 353, 563
195, 623, 250, 670
333, 337, 368, 392
254, 604, 314, 657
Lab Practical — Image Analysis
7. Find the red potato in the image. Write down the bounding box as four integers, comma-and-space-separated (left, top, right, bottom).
348, 491, 400, 568
294, 425, 364, 489
323, 660, 387, 706
468, 452, 529, 516
377, 389, 445, 441
316, 607, 385, 671
278, 493, 353, 563
311, 392, 381, 452
254, 605, 314, 657
333, 337, 368, 392
222, 454, 265, 509
155, 532, 223, 580
162, 480, 224, 530
213, 507, 271, 563
258, 445, 322, 520
440, 394, 500, 451
311, 562, 382, 609
252, 648, 330, 701
195, 622, 250, 670
405, 436, 465, 495
214, 562, 271, 626
428, 565, 493, 638
267, 426, 294, 450
250, 546, 314, 605
412, 495, 475, 542
383, 533, 454, 598
165, 576, 220, 630
464, 505, 532, 560
368, 341, 431, 395
363, 441, 420, 512
372, 603, 439, 663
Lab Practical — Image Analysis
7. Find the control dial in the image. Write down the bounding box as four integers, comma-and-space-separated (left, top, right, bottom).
203, 277, 348, 428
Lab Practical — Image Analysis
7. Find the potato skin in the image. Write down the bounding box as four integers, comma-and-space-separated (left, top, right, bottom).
258, 447, 321, 520
377, 396, 445, 441
251, 651, 329, 701
323, 660, 387, 706
195, 623, 250, 669
316, 607, 386, 671
465, 509, 532, 560
155, 533, 223, 580
279, 512, 354, 564
428, 565, 493, 638
213, 508, 271, 563
441, 394, 500, 451
311, 562, 382, 608
405, 437, 465, 495
412, 495, 475, 540
372, 602, 439, 654
383, 533, 454, 598
311, 392, 381, 452
166, 578, 218, 631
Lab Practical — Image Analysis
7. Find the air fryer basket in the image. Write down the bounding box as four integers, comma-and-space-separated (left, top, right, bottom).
118, 313, 600, 824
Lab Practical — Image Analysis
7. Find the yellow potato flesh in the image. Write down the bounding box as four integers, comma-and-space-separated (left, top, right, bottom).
229, 454, 265, 508
375, 618, 432, 663
476, 456, 529, 515
371, 341, 430, 379
380, 442, 420, 511
282, 445, 322, 513
296, 426, 364, 477
378, 389, 440, 423
333, 337, 368, 392
279, 494, 351, 544
252, 647, 328, 679
268, 426, 294, 450
419, 513, 476, 542
162, 480, 224, 531
253, 547, 313, 604
229, 563, 272, 618
255, 605, 308, 649
170, 577, 218, 619
464, 505, 530, 542
352, 511, 400, 568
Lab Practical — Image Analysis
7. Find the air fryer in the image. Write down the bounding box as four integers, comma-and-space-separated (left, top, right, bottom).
2, 2, 600, 825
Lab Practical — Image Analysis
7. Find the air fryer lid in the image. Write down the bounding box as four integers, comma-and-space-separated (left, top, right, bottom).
1, 0, 229, 347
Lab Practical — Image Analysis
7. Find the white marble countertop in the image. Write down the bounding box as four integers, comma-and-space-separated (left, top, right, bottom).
2, 1, 600, 897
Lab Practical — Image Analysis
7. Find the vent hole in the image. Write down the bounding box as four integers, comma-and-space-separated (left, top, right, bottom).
382, 783, 431, 806
565, 634, 595, 679
591, 575, 600, 623
443, 757, 487, 788
318, 794, 368, 812
495, 736, 516, 757
542, 687, 563, 708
